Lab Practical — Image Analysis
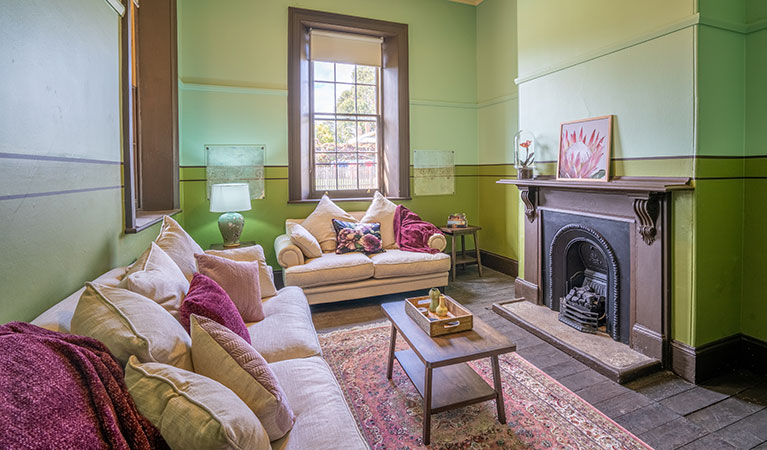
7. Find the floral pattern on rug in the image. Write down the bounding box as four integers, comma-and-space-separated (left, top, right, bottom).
319, 323, 652, 450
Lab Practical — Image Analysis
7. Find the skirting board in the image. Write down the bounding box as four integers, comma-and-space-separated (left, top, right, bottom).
478, 249, 518, 278
671, 334, 767, 383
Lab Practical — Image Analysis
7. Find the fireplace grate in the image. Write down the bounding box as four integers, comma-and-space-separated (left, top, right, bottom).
559, 269, 606, 334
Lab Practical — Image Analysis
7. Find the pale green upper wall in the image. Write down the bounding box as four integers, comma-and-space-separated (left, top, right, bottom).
0, 0, 158, 323
517, 0, 695, 78
178, 0, 480, 167
476, 0, 517, 103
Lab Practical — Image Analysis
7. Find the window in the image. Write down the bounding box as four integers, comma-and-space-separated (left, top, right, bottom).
122, 0, 180, 232
288, 8, 410, 202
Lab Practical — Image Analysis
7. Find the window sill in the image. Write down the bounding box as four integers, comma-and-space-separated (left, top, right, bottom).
126, 209, 181, 234
288, 196, 411, 204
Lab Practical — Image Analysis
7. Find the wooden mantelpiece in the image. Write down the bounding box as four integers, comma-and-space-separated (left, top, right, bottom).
498, 175, 693, 369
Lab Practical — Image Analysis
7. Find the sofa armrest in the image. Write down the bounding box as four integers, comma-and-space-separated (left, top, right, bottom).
274, 234, 304, 268
428, 233, 447, 252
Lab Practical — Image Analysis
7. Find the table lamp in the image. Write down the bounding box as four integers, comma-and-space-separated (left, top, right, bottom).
210, 183, 251, 248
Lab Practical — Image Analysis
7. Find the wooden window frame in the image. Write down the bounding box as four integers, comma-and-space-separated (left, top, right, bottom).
288, 7, 410, 202
122, 0, 180, 233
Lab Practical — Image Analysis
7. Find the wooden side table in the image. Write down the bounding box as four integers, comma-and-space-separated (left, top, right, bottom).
439, 226, 482, 281
208, 241, 256, 250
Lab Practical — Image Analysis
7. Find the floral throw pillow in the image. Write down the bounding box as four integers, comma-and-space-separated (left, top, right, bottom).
332, 219, 384, 255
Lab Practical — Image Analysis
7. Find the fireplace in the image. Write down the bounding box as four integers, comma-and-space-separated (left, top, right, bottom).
543, 211, 631, 344
496, 176, 693, 372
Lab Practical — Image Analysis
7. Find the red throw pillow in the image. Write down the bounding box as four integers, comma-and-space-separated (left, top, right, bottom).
179, 273, 251, 344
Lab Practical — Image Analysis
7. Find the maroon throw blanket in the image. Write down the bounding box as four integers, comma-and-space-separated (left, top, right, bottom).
0, 322, 168, 450
393, 205, 443, 254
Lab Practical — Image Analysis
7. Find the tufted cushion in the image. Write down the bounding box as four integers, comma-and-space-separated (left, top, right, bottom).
370, 249, 451, 279
284, 253, 373, 288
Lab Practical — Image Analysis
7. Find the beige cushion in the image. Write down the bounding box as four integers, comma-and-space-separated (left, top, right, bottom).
300, 195, 356, 252
118, 242, 189, 320
191, 316, 295, 441
154, 216, 204, 281
205, 245, 277, 298
360, 191, 398, 249
284, 253, 373, 288
286, 222, 322, 259
370, 249, 451, 279
269, 356, 368, 450
247, 287, 321, 363
71, 283, 193, 371
125, 356, 271, 450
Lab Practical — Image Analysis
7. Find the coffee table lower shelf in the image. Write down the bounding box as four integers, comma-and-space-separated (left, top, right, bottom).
394, 349, 497, 413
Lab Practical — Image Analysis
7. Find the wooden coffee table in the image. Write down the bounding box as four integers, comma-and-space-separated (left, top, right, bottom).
382, 301, 516, 445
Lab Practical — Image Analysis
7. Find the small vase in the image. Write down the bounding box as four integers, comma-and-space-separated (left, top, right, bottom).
435, 296, 449, 317
429, 288, 441, 313
517, 167, 533, 180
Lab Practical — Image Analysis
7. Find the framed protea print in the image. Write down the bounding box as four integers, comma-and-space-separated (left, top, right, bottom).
557, 115, 612, 181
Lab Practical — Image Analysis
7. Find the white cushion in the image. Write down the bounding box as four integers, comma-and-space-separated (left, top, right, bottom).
299, 195, 356, 253
125, 356, 271, 450
370, 249, 451, 279
247, 287, 321, 363
71, 283, 193, 371
284, 253, 373, 288
118, 242, 189, 320
286, 222, 322, 259
360, 191, 398, 249
205, 245, 277, 298
154, 216, 204, 281
269, 356, 368, 450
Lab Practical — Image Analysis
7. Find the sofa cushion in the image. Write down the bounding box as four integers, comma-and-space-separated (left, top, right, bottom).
205, 245, 277, 298
332, 219, 383, 255
299, 194, 357, 253
370, 249, 451, 279
247, 287, 321, 363
179, 274, 251, 344
360, 190, 398, 249
71, 283, 193, 371
125, 356, 271, 450
269, 356, 368, 450
118, 242, 189, 321
154, 216, 204, 281
195, 253, 264, 322
284, 252, 373, 288
190, 315, 295, 441
286, 222, 322, 259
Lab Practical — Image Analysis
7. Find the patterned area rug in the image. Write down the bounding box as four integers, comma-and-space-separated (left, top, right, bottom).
319, 323, 652, 450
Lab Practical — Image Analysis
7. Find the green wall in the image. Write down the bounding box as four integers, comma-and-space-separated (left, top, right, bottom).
0, 0, 160, 323
177, 0, 483, 266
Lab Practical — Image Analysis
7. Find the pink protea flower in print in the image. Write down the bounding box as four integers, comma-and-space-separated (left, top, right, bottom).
560, 127, 607, 179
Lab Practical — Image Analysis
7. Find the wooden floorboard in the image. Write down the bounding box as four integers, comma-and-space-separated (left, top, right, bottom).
310, 267, 767, 449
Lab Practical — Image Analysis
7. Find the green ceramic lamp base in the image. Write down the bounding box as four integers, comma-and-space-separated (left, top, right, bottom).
218, 212, 245, 248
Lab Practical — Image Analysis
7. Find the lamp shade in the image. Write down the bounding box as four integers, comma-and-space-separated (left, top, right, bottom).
210, 183, 252, 213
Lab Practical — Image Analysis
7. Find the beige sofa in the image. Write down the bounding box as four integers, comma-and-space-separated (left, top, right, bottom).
31, 267, 369, 450
275, 211, 450, 304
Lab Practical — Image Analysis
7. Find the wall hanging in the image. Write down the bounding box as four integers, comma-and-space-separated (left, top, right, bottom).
205, 145, 265, 199
413, 149, 454, 196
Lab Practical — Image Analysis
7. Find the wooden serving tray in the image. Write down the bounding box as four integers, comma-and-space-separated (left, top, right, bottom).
404, 294, 473, 337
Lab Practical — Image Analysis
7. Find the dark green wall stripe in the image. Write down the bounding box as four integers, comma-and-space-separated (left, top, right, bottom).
0, 152, 122, 165
0, 185, 122, 201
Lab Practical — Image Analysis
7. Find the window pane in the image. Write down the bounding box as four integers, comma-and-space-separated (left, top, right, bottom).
358, 152, 377, 163
313, 82, 335, 113
314, 120, 336, 153
359, 163, 378, 189
336, 63, 355, 83
315, 164, 336, 191
337, 163, 358, 190
315, 153, 336, 164
337, 121, 356, 152
357, 121, 377, 152
356, 85, 376, 114
335, 84, 355, 114
313, 61, 334, 82
356, 65, 376, 84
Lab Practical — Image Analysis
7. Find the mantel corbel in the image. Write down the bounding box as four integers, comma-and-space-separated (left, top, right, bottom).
630, 193, 662, 245
519, 186, 538, 223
